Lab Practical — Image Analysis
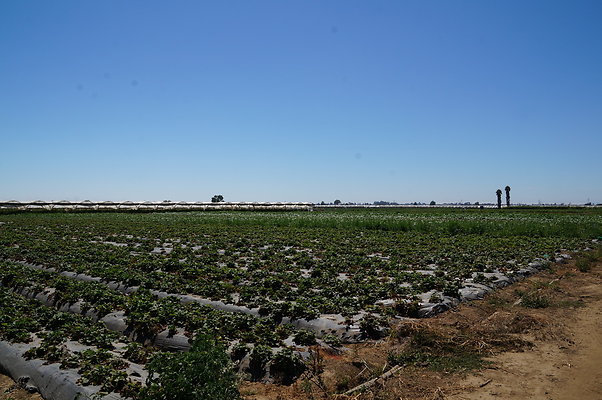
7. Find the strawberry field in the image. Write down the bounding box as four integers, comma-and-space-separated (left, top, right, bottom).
0, 208, 600, 399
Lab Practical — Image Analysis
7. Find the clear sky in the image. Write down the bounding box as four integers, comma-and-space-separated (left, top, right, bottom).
2, 1, 601, 204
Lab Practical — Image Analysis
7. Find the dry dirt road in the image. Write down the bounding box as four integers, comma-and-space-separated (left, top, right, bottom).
448, 274, 602, 400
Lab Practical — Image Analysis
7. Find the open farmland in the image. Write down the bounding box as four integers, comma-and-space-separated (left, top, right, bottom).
0, 208, 600, 399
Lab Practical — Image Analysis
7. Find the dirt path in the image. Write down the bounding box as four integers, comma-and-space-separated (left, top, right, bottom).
449, 278, 602, 400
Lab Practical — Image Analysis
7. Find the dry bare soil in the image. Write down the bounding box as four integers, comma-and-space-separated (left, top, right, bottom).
0, 375, 42, 400
243, 255, 602, 400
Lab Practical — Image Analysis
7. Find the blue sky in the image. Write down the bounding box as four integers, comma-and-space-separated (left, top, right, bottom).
2, 1, 601, 204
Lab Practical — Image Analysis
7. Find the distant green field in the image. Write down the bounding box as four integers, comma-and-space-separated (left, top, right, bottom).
1, 208, 600, 316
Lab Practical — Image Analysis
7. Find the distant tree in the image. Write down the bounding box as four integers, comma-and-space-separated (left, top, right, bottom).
496, 189, 502, 209
373, 201, 399, 206
474, 201, 480, 205
430, 201, 436, 206
334, 199, 341, 205
505, 186, 511, 207
211, 195, 224, 203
